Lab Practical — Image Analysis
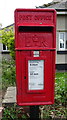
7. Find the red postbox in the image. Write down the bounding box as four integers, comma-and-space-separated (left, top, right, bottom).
14, 9, 56, 106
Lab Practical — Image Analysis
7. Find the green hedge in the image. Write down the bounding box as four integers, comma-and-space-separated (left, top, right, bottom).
2, 58, 16, 89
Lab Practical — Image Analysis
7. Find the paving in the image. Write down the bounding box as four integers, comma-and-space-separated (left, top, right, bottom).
0, 87, 16, 119
2, 87, 16, 105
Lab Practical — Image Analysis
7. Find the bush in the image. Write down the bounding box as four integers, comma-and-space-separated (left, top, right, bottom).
55, 72, 67, 106
2, 58, 16, 90
2, 26, 15, 59
2, 104, 29, 120
40, 72, 66, 119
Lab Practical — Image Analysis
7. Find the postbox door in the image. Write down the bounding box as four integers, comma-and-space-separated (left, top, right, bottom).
16, 50, 55, 105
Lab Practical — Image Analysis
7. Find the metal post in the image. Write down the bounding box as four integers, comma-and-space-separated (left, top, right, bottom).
30, 105, 40, 120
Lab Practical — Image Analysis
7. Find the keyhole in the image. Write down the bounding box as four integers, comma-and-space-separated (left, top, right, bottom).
24, 76, 26, 79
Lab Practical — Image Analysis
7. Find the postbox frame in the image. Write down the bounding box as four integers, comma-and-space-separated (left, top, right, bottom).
15, 8, 56, 106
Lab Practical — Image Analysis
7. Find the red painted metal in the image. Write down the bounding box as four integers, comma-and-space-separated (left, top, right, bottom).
14, 8, 56, 106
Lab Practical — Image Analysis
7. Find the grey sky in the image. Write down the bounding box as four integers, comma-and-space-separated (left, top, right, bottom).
0, 0, 53, 28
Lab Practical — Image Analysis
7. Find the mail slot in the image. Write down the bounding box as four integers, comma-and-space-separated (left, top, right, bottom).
14, 9, 56, 106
